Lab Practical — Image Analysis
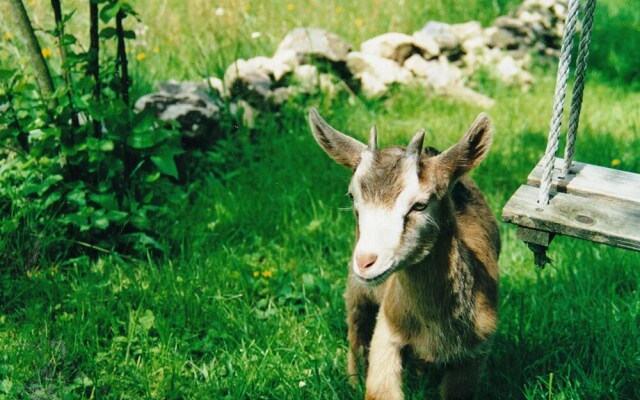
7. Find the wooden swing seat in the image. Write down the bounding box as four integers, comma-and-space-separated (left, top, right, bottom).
502, 157, 640, 252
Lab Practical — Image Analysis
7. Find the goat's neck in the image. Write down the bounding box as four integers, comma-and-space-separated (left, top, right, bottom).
395, 200, 471, 318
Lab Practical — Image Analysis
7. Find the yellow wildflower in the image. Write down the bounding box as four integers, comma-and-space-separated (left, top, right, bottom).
354, 18, 364, 27
4, 32, 14, 41
335, 6, 343, 13
253, 271, 260, 278
287, 3, 295, 11
136, 52, 146, 61
611, 159, 621, 167
153, 46, 159, 53
41, 48, 52, 58
262, 270, 273, 278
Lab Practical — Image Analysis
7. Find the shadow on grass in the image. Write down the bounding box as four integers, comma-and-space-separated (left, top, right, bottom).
482, 240, 640, 399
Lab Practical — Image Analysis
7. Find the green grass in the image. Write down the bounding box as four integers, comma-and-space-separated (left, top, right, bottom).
1, 0, 640, 399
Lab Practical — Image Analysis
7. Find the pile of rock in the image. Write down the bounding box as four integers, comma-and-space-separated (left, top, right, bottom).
136, 0, 569, 143
490, 0, 568, 57
222, 27, 348, 107
347, 0, 570, 99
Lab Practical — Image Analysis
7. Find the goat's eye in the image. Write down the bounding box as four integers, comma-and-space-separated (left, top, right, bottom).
411, 202, 428, 212
347, 192, 354, 201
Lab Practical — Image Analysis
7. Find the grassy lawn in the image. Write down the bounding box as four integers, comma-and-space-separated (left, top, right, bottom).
1, 1, 639, 399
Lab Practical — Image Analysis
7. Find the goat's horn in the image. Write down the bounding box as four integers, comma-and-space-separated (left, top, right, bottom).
368, 125, 378, 152
406, 129, 425, 157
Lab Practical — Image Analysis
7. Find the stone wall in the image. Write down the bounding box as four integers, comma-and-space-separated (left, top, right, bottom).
136, 0, 569, 143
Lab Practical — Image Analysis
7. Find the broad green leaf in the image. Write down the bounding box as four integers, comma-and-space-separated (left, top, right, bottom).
0, 69, 15, 82
39, 174, 64, 195
150, 155, 178, 179
105, 210, 128, 223
61, 213, 88, 228
100, 140, 115, 151
62, 10, 76, 24
124, 232, 164, 251
138, 309, 155, 332
99, 2, 121, 23
61, 34, 77, 45
99, 27, 117, 39
92, 217, 110, 230
89, 193, 118, 210
67, 188, 87, 206
144, 172, 160, 183
21, 183, 43, 197
43, 191, 62, 209
1, 379, 12, 394
150, 143, 184, 157
132, 109, 157, 132
127, 130, 157, 149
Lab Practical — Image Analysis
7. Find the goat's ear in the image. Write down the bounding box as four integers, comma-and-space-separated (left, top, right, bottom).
309, 108, 366, 169
438, 113, 493, 182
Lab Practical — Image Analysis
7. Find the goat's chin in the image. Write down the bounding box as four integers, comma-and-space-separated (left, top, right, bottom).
355, 260, 401, 286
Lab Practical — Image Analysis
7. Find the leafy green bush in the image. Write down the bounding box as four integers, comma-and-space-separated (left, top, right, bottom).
0, 1, 190, 266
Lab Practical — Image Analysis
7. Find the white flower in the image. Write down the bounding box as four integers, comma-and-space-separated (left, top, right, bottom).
251, 32, 262, 39
298, 381, 306, 388
215, 7, 225, 16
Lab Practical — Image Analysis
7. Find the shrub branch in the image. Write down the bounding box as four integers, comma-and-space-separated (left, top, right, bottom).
88, 0, 101, 135
51, 0, 80, 128
115, 9, 130, 105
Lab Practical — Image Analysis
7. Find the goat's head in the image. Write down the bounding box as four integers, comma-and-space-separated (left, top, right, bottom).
309, 108, 493, 285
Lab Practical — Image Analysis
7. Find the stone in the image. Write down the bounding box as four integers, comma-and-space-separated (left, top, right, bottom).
272, 49, 299, 70
207, 77, 224, 96
293, 64, 320, 93
486, 27, 521, 50
268, 87, 297, 105
461, 36, 489, 55
274, 27, 351, 64
134, 81, 223, 144
451, 21, 483, 42
518, 10, 544, 26
495, 16, 527, 32
347, 52, 413, 97
404, 54, 462, 90
224, 57, 273, 100
438, 84, 496, 108
416, 21, 460, 51
230, 100, 257, 129
411, 32, 440, 59
359, 72, 389, 98
361, 32, 417, 63
495, 55, 533, 87
223, 55, 297, 104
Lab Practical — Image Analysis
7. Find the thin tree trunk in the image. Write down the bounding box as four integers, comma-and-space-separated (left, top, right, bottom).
51, 0, 79, 128
7, 0, 55, 99
115, 9, 129, 105
88, 0, 101, 135
115, 9, 131, 180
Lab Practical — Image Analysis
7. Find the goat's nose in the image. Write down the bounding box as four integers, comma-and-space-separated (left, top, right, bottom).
356, 252, 378, 272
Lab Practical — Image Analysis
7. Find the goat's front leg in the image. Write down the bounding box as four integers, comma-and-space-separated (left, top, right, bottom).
440, 355, 486, 400
365, 312, 404, 400
346, 294, 378, 386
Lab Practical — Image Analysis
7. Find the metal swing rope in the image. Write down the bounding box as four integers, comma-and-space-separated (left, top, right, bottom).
538, 0, 597, 205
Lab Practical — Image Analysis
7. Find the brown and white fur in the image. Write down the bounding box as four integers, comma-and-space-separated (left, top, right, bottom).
308, 108, 500, 400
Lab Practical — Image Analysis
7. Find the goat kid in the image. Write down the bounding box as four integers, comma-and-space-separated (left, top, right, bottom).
308, 108, 500, 400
